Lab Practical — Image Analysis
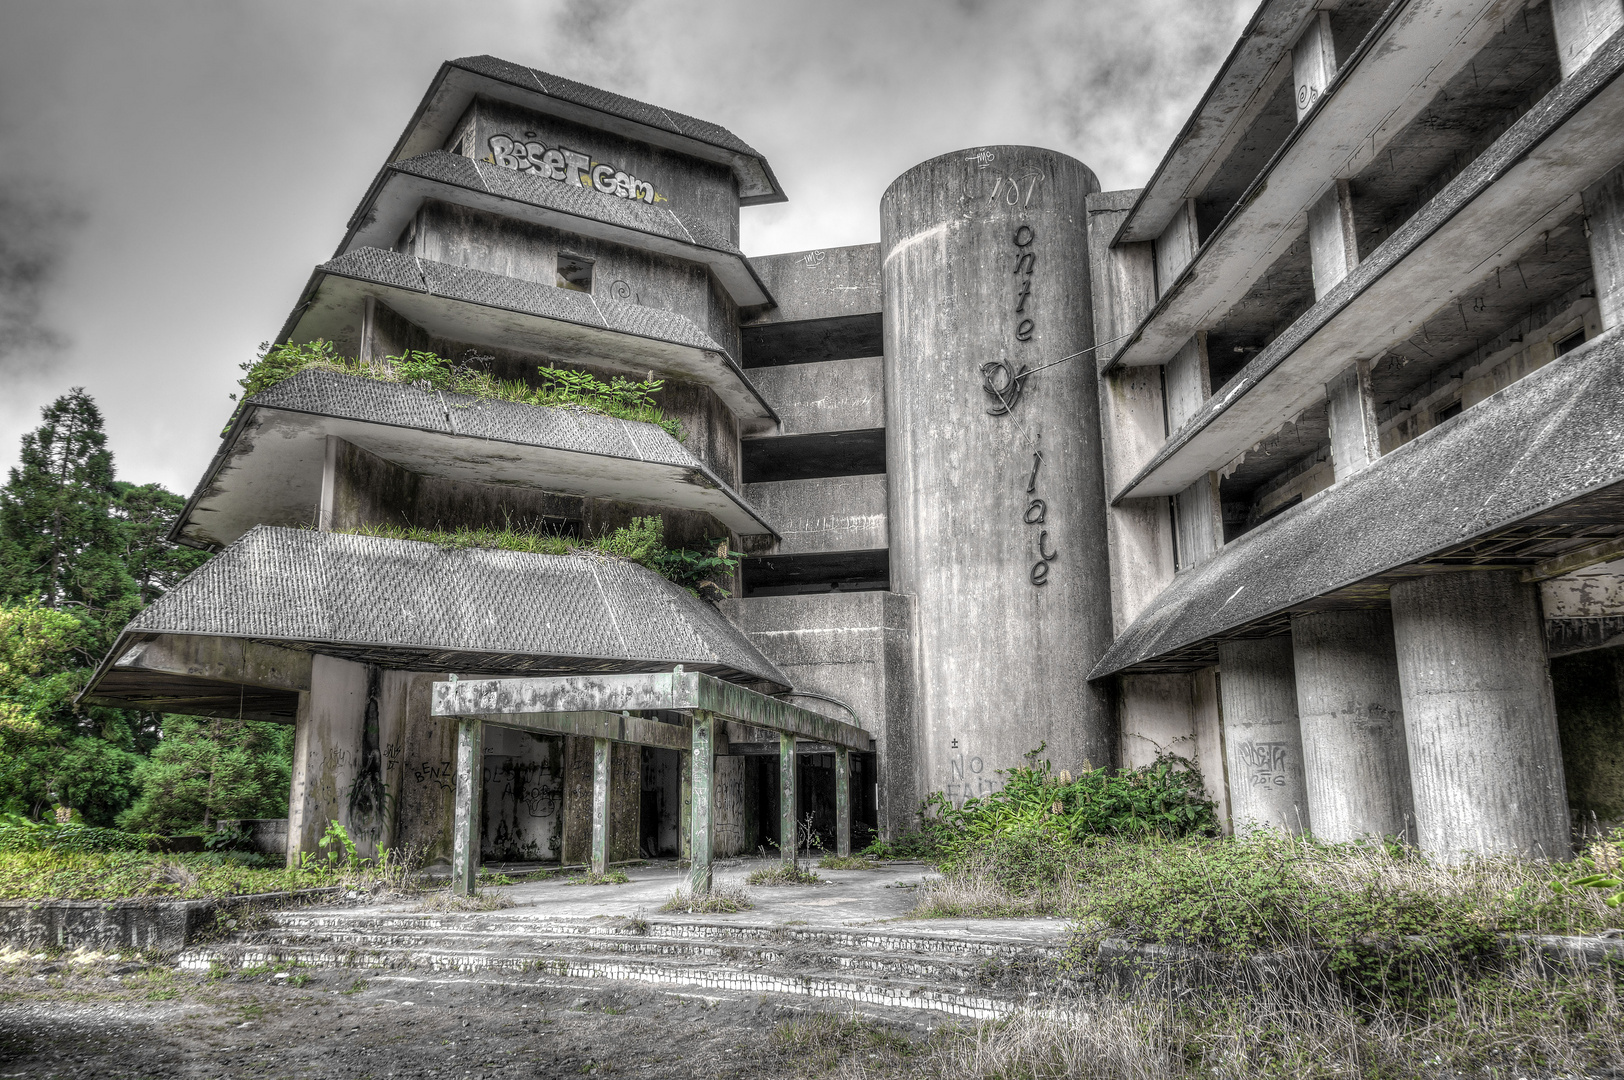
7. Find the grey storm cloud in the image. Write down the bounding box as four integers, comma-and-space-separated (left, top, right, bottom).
0, 0, 1251, 494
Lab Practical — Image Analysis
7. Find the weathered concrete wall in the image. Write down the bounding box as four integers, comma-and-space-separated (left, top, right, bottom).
714, 754, 750, 856
393, 675, 457, 869
744, 356, 884, 435
1120, 674, 1198, 768
1290, 609, 1414, 842
287, 655, 369, 866
882, 145, 1114, 798
745, 245, 881, 324
1217, 636, 1308, 834
560, 736, 642, 866
1551, 642, 1624, 829
742, 475, 886, 555
481, 726, 564, 861
720, 591, 916, 837
1391, 570, 1572, 860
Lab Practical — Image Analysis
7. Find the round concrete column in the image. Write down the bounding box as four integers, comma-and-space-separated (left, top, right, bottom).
880, 146, 1112, 801
1389, 571, 1570, 860
1290, 609, 1414, 843
1217, 636, 1308, 833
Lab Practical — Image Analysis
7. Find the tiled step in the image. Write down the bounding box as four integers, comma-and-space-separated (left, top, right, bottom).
180, 939, 1048, 1021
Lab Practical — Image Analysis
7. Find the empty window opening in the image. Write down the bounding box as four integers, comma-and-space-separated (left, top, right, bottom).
1434, 399, 1463, 424
1554, 328, 1586, 356
556, 254, 594, 293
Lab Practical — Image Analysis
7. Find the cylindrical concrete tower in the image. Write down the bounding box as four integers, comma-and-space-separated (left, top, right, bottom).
880, 146, 1113, 803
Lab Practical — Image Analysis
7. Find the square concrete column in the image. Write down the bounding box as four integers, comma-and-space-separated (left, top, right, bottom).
835, 746, 852, 858
679, 748, 692, 861
287, 653, 369, 867
590, 737, 612, 876
1326, 359, 1381, 480
1552, 0, 1624, 77
1290, 609, 1414, 843
1390, 571, 1572, 861
1292, 10, 1337, 119
1307, 180, 1358, 298
1217, 636, 1309, 834
779, 733, 796, 863
688, 711, 716, 894
451, 717, 484, 896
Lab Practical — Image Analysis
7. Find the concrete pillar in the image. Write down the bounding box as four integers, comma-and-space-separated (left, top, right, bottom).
1584, 163, 1624, 331
1191, 667, 1231, 830
1307, 180, 1358, 298
1173, 474, 1225, 569
881, 145, 1114, 794
1292, 10, 1337, 120
688, 711, 715, 894
1326, 359, 1381, 479
317, 435, 341, 532
679, 748, 692, 861
451, 717, 483, 896
1290, 609, 1414, 843
286, 653, 369, 867
590, 737, 612, 876
1217, 636, 1309, 833
1552, 0, 1624, 77
779, 733, 796, 863
1086, 190, 1173, 637
1164, 334, 1211, 431
835, 746, 852, 857
1390, 571, 1572, 860
1154, 199, 1199, 296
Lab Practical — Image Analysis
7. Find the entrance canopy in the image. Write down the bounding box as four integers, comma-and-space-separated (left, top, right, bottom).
432, 668, 872, 895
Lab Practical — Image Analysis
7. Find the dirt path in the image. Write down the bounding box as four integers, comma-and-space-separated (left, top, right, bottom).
0, 956, 928, 1079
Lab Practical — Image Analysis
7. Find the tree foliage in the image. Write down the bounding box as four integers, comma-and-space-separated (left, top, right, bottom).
0, 388, 286, 832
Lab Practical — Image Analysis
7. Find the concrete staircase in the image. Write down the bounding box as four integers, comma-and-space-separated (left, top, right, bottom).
179, 908, 1073, 1020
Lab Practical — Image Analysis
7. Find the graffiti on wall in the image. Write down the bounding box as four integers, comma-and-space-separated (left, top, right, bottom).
1235, 741, 1295, 788
943, 749, 1003, 802
486, 135, 666, 204
1023, 445, 1059, 586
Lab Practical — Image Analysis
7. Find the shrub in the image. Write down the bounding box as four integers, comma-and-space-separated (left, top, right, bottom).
746, 862, 821, 886
235, 343, 683, 440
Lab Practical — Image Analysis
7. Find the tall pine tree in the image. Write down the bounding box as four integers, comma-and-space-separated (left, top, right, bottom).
0, 388, 133, 633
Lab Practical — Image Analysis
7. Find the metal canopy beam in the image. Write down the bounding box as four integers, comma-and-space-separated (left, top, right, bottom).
433, 669, 873, 751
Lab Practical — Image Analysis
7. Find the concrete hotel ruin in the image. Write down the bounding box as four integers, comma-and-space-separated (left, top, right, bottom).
85, 0, 1624, 879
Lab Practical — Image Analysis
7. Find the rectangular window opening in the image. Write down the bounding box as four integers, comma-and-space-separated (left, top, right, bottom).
1434, 399, 1463, 424
556, 254, 594, 293
1554, 328, 1586, 356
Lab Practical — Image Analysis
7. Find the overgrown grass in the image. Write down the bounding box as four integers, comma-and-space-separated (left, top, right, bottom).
564, 869, 631, 886
236, 340, 683, 439
0, 850, 343, 901
659, 883, 752, 914
746, 862, 821, 886
342, 516, 743, 599
413, 888, 516, 912
817, 855, 879, 870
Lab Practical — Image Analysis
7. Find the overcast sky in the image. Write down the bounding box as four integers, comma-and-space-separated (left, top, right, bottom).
0, 0, 1251, 494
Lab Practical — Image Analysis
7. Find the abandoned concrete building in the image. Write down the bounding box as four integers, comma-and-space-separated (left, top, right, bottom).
83, 0, 1624, 884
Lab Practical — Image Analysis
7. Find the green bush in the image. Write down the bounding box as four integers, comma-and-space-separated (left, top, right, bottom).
235, 343, 683, 439
0, 814, 155, 854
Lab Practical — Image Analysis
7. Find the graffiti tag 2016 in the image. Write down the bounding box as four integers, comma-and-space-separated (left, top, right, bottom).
1235, 741, 1295, 787
486, 135, 664, 204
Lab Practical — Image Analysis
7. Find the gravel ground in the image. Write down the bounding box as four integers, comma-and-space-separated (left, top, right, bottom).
0, 954, 928, 1079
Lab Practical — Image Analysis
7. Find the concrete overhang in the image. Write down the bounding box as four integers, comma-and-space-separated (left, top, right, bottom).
1108, 0, 1525, 370
83, 525, 795, 717
340, 153, 773, 308
1113, 0, 1318, 244
276, 247, 777, 428
175, 370, 776, 549
1115, 30, 1624, 501
1091, 325, 1624, 678
389, 56, 786, 206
